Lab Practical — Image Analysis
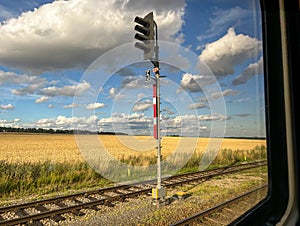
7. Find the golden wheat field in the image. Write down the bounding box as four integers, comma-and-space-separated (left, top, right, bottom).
0, 133, 266, 163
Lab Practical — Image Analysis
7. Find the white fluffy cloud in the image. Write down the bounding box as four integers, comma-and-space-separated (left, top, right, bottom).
40, 80, 90, 97
98, 112, 150, 125
199, 114, 231, 121
0, 70, 45, 85
109, 87, 116, 98
86, 102, 105, 110
98, 112, 152, 135
27, 113, 150, 133
211, 89, 239, 100
232, 57, 263, 85
179, 73, 216, 92
0, 118, 20, 127
11, 111, 230, 135
0, 70, 47, 96
121, 76, 153, 89
36, 115, 98, 130
188, 102, 206, 110
35, 96, 49, 103
132, 100, 152, 112
1, 69, 90, 97
0, 103, 14, 110
0, 0, 185, 72
96, 112, 207, 136
199, 28, 262, 76
64, 103, 79, 109
161, 114, 208, 136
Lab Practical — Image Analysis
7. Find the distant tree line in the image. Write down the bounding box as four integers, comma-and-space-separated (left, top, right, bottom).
0, 126, 74, 134
0, 126, 128, 135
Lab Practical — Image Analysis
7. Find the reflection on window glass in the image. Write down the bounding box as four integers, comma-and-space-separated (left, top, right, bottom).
0, 0, 267, 225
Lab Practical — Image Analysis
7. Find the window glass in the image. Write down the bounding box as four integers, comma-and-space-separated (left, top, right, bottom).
0, 0, 267, 224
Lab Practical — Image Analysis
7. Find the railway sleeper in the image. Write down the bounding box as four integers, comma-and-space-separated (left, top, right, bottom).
213, 211, 234, 224
15, 208, 29, 217
54, 202, 68, 208
27, 220, 44, 226
108, 195, 127, 203
223, 207, 243, 215
103, 201, 115, 207
204, 216, 226, 225
87, 205, 100, 211
51, 214, 66, 222
112, 190, 127, 195
71, 209, 85, 216
35, 205, 50, 213
220, 209, 237, 219
111, 195, 128, 203
86, 196, 99, 202
54, 202, 85, 216
72, 198, 83, 204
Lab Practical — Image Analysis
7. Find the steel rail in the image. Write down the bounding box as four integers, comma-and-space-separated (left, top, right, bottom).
0, 184, 132, 213
170, 184, 268, 226
0, 160, 267, 225
162, 160, 267, 187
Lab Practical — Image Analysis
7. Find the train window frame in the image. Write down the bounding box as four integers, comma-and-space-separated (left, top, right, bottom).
231, 0, 299, 225
0, 1, 298, 225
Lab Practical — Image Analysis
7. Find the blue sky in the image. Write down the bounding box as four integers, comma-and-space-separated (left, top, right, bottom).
0, 0, 265, 137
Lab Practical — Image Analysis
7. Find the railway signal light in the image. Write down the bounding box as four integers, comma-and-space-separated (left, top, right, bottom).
145, 69, 151, 81
134, 12, 155, 60
133, 12, 166, 203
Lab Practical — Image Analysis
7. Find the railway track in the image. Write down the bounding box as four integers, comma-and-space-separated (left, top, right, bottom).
0, 160, 266, 225
171, 184, 268, 226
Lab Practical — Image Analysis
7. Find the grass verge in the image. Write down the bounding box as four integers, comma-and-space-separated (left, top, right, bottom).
0, 161, 111, 201
0, 145, 266, 201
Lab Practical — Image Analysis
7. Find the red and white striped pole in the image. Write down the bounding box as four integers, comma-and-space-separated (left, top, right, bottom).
153, 67, 163, 191
153, 84, 158, 139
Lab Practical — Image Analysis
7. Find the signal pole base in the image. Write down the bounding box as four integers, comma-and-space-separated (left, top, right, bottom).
152, 187, 168, 207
